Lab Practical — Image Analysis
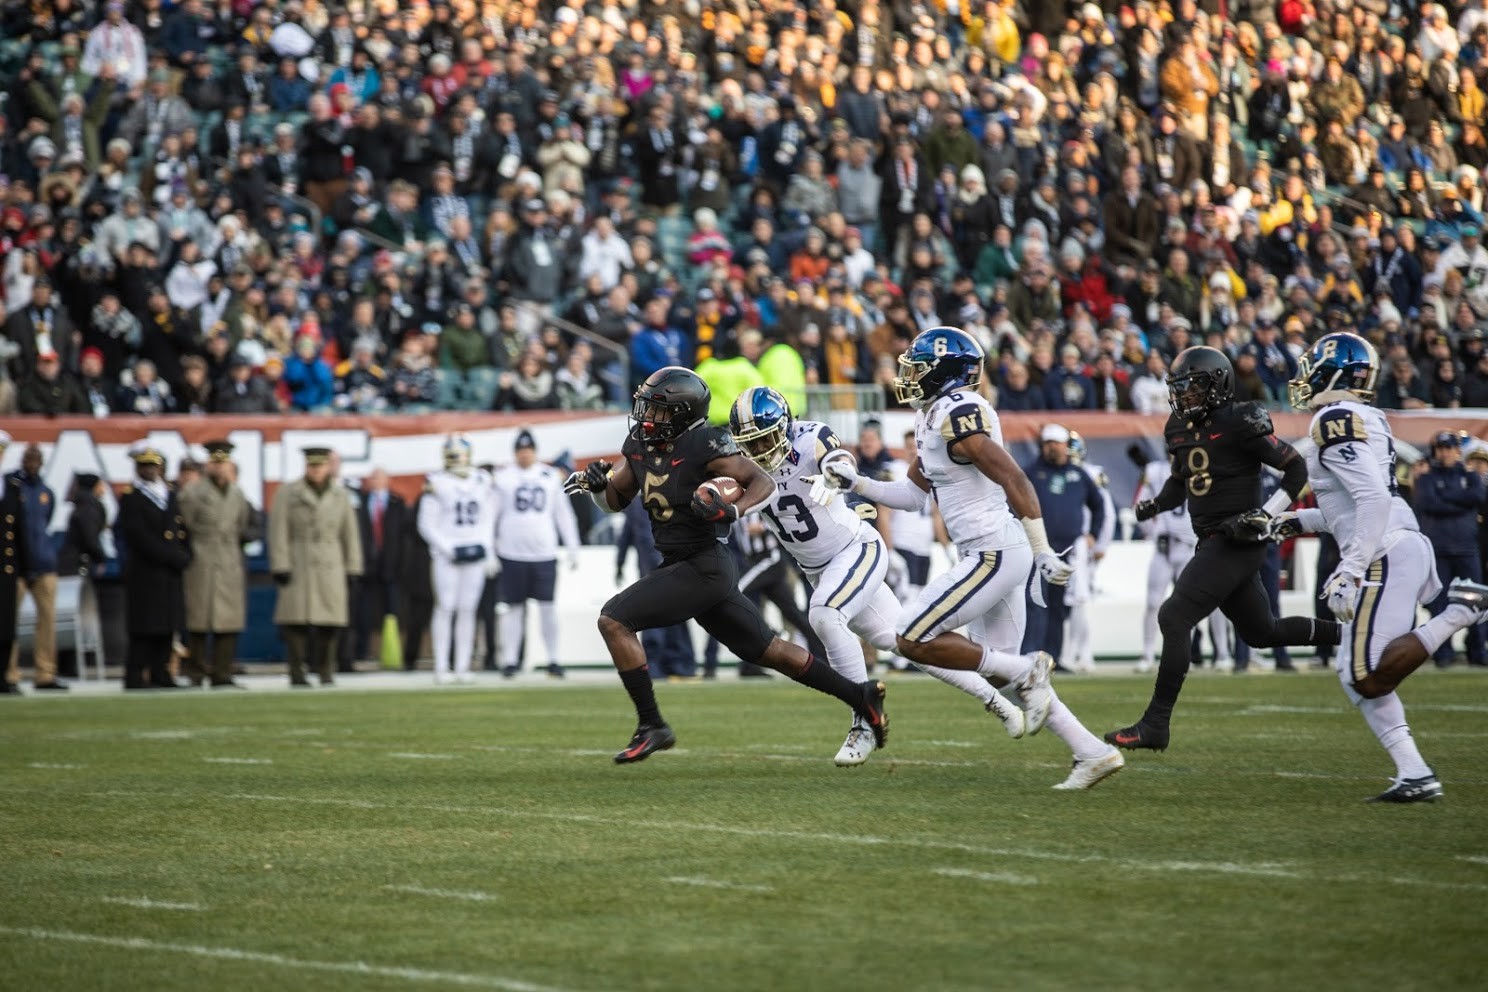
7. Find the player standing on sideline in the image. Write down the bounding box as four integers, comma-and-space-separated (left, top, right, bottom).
1129, 445, 1235, 674
1272, 334, 1485, 802
418, 434, 498, 685
823, 328, 1125, 789
731, 386, 1026, 767
1023, 426, 1105, 673
1062, 431, 1114, 674
1108, 347, 1342, 752
563, 367, 888, 764
492, 429, 580, 679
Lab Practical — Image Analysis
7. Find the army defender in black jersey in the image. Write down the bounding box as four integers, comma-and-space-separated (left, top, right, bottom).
564, 367, 888, 763
1106, 347, 1341, 751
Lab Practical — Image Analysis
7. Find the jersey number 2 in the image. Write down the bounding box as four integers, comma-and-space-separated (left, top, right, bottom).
763, 494, 820, 543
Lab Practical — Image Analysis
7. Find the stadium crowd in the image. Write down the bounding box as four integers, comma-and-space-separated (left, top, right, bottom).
3, 0, 1488, 418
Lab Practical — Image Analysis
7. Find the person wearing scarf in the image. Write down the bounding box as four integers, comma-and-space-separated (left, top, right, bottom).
116, 442, 190, 690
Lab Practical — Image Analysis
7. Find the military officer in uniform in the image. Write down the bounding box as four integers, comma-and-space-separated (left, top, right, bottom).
116, 442, 191, 690
269, 447, 363, 686
179, 440, 258, 688
0, 431, 29, 695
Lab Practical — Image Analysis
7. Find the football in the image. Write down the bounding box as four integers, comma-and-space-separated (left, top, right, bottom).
695, 476, 744, 505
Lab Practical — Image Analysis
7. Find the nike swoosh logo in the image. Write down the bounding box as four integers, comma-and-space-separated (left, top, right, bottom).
1209, 433, 1223, 440
622, 741, 649, 759
1113, 731, 1142, 745
671, 458, 685, 466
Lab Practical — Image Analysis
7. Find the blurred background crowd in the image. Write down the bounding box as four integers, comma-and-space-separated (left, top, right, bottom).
3, 0, 1488, 420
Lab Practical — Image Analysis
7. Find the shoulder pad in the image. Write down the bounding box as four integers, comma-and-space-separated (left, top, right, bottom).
939, 402, 993, 444
815, 423, 842, 453
1230, 401, 1274, 439
1310, 406, 1368, 449
423, 478, 436, 494
704, 427, 739, 458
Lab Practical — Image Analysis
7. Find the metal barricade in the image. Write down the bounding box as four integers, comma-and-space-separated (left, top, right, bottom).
803, 385, 885, 444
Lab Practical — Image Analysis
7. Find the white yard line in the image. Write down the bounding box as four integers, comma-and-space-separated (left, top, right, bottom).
204, 758, 273, 765
388, 753, 459, 760
0, 927, 570, 992
28, 762, 86, 770
932, 867, 1039, 886
384, 885, 499, 903
1456, 856, 1488, 866
99, 897, 205, 911
662, 876, 774, 893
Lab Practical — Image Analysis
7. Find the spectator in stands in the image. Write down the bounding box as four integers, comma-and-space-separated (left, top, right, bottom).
1044, 344, 1097, 410
17, 350, 87, 416
5, 445, 62, 691
283, 333, 334, 412
216, 354, 278, 413
114, 358, 173, 414
495, 351, 556, 411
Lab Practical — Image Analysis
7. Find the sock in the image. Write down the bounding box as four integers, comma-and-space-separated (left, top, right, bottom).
914, 663, 996, 704
976, 645, 1031, 683
498, 605, 525, 668
791, 653, 868, 708
1411, 603, 1478, 656
453, 610, 476, 676
1044, 691, 1109, 761
538, 601, 560, 665
430, 606, 454, 676
1313, 618, 1342, 647
1066, 604, 1091, 668
1141, 602, 1159, 663
619, 666, 664, 727
1358, 692, 1432, 780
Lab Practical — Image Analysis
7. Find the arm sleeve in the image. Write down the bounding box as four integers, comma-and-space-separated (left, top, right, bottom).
416, 482, 452, 560
1296, 507, 1328, 533
1081, 471, 1107, 545
1321, 445, 1392, 577
554, 477, 581, 549
1152, 460, 1187, 512
1094, 479, 1116, 552
853, 474, 930, 512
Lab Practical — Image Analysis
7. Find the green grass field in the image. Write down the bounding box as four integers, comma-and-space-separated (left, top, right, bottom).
3, 670, 1486, 992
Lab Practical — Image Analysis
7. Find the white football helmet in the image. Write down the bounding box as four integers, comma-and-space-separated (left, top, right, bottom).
443, 433, 473, 472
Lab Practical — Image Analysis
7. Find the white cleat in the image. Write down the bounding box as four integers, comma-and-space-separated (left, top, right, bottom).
456, 673, 476, 685
834, 725, 876, 767
1134, 658, 1155, 674
1052, 747, 1125, 790
433, 671, 453, 686
1214, 656, 1234, 674
1016, 652, 1054, 736
1446, 578, 1488, 623
985, 691, 1026, 739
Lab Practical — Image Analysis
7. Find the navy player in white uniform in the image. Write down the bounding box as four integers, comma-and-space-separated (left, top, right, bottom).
1273, 333, 1487, 802
492, 430, 581, 678
824, 328, 1125, 789
418, 434, 498, 684
730, 386, 1026, 767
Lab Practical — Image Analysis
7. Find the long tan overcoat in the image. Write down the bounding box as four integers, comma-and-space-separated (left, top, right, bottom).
269, 479, 362, 626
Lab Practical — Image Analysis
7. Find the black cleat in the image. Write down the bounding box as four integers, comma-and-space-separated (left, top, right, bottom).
1104, 721, 1170, 752
857, 680, 889, 749
1367, 774, 1443, 804
32, 681, 69, 691
614, 723, 676, 764
546, 663, 566, 679
501, 665, 520, 679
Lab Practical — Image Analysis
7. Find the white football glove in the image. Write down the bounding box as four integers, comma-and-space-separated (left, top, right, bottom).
822, 458, 859, 492
1035, 550, 1074, 587
1321, 567, 1363, 623
484, 557, 501, 580
803, 474, 839, 507
1268, 511, 1306, 542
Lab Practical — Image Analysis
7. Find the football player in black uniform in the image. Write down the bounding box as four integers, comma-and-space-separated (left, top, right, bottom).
564, 367, 889, 763
1106, 347, 1341, 751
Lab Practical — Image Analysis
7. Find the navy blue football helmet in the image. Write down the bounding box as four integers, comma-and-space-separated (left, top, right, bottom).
1289, 332, 1379, 409
729, 386, 793, 471
893, 326, 985, 407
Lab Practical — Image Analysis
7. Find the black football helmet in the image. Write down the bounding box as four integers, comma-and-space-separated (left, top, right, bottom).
630, 366, 711, 443
1167, 346, 1234, 421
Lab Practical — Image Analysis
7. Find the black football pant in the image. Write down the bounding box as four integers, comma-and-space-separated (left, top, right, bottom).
1145, 538, 1340, 726
402, 596, 433, 672
282, 625, 339, 685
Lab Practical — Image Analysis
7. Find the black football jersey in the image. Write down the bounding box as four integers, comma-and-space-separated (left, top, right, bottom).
1163, 402, 1294, 534
622, 424, 740, 557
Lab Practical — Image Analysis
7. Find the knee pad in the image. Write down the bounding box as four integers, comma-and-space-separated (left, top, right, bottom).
1157, 592, 1204, 637
809, 604, 853, 638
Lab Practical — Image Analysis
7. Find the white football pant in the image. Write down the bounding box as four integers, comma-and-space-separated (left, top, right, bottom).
431, 559, 486, 680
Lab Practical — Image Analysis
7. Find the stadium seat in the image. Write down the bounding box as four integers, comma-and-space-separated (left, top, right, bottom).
465, 367, 501, 410
435, 369, 465, 410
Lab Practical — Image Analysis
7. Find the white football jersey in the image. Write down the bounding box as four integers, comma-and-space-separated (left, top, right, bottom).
492, 462, 580, 562
417, 468, 497, 561
1081, 460, 1117, 553
1301, 399, 1419, 578
885, 457, 935, 555
759, 420, 875, 569
914, 390, 1023, 552
1136, 461, 1197, 544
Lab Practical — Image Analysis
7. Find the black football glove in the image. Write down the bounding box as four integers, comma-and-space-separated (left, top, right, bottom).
1220, 508, 1272, 543
1134, 499, 1160, 522
563, 460, 612, 495
692, 488, 741, 524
